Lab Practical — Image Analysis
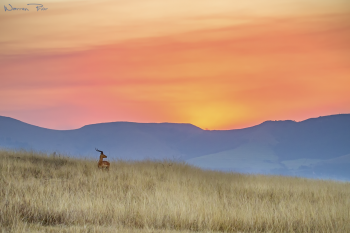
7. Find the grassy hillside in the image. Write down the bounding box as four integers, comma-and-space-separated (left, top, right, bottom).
1, 150, 350, 232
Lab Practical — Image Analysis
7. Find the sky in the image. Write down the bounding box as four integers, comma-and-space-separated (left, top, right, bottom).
1, 0, 350, 130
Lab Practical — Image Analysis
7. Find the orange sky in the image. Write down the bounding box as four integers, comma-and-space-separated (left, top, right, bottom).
1, 0, 350, 130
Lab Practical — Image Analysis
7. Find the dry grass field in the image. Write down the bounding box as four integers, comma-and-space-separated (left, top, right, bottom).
1, 149, 350, 233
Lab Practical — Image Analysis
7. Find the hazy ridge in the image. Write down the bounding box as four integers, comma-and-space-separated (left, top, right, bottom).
1, 114, 350, 180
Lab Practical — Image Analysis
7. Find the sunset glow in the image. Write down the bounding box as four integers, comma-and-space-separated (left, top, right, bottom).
1, 0, 350, 129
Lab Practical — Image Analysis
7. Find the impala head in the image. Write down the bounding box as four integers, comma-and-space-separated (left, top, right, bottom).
95, 148, 107, 158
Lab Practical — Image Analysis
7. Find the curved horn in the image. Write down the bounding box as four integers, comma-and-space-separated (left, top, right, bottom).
95, 148, 103, 153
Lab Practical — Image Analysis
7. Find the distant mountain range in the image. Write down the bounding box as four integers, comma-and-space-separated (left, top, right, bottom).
1, 114, 350, 180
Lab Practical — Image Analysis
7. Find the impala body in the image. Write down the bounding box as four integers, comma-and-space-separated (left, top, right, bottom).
96, 148, 110, 170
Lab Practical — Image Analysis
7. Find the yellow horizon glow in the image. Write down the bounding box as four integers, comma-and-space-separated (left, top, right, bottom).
0, 0, 350, 130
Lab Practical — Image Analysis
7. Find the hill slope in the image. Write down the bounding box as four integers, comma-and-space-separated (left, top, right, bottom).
1, 150, 350, 232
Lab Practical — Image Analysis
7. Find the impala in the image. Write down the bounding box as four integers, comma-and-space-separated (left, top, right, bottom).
95, 148, 110, 170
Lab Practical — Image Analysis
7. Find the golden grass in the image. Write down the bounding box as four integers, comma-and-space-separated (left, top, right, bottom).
1, 149, 350, 233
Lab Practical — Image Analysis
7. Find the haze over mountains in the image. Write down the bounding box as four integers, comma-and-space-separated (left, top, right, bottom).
1, 114, 350, 180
